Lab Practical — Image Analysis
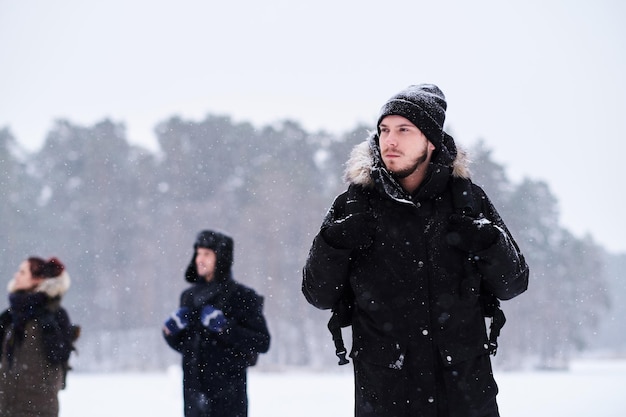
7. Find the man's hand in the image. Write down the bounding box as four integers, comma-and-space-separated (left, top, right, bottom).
200, 305, 229, 333
164, 307, 191, 336
447, 214, 499, 253
322, 212, 376, 250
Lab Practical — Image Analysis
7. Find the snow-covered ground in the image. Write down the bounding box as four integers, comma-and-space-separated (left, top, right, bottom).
59, 358, 626, 416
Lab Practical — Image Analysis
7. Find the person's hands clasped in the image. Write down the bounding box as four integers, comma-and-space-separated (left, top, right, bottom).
446, 214, 499, 254
322, 212, 376, 250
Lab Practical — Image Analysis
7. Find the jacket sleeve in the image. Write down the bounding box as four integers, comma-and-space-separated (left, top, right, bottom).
162, 324, 187, 353
473, 185, 530, 300
162, 293, 191, 354
217, 289, 271, 358
302, 192, 354, 310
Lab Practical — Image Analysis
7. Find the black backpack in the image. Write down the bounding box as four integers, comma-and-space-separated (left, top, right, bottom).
327, 178, 506, 365
61, 323, 81, 389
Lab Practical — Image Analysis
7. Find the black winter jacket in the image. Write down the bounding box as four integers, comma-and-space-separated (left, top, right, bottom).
303, 135, 529, 417
164, 277, 270, 417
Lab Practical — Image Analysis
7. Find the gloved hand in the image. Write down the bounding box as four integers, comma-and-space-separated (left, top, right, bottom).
200, 305, 229, 333
322, 212, 376, 250
164, 307, 191, 335
447, 214, 500, 253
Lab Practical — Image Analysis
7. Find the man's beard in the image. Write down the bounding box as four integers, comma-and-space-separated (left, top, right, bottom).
389, 152, 429, 179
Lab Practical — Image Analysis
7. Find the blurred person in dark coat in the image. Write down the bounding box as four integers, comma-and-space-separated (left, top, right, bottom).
163, 230, 270, 417
0, 256, 77, 417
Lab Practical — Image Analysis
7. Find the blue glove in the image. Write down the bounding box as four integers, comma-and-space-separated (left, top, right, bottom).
164, 307, 190, 335
200, 305, 228, 333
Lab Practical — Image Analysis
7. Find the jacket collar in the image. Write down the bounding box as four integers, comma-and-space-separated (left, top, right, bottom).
7, 271, 71, 298
343, 132, 471, 205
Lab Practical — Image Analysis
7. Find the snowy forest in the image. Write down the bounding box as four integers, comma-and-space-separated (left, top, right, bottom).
1, 115, 624, 372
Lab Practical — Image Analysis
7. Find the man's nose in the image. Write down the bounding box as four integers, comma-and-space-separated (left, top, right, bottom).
382, 133, 397, 147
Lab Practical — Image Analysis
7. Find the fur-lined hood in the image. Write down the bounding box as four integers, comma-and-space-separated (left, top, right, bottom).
7, 271, 71, 298
343, 132, 471, 187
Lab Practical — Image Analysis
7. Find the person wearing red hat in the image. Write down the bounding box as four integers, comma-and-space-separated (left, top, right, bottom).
0, 257, 78, 417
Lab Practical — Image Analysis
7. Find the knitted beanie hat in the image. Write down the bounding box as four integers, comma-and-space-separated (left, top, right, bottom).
377, 84, 447, 148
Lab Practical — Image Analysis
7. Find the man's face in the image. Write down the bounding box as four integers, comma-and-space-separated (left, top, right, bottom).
379, 115, 435, 179
195, 247, 217, 281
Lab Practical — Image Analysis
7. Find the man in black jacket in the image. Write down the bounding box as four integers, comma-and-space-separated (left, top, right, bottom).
164, 230, 270, 417
302, 84, 529, 417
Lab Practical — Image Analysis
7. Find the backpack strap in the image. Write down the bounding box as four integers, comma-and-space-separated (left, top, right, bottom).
488, 304, 506, 355
327, 295, 352, 365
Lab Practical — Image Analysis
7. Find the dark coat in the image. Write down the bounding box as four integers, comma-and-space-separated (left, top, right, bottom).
164, 277, 270, 417
303, 135, 529, 417
0, 272, 75, 417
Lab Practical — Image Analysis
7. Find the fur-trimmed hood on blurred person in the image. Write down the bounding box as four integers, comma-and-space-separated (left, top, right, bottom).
7, 271, 71, 299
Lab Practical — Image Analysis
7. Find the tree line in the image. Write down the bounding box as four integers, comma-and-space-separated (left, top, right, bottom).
0, 114, 620, 371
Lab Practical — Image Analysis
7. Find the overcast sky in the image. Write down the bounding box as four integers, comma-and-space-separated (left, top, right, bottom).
1, 0, 625, 253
